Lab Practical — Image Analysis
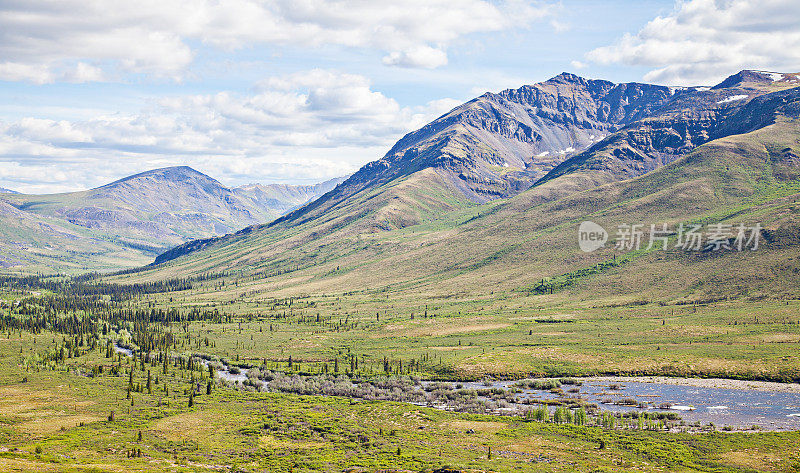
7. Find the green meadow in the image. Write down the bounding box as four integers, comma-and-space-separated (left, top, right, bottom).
2, 328, 800, 472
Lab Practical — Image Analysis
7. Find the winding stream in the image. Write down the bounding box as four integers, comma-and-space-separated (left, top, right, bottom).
113, 344, 248, 383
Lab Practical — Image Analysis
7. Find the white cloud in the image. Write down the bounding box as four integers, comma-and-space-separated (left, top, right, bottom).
570, 60, 587, 70
550, 19, 570, 33
0, 62, 54, 85
0, 0, 553, 82
63, 62, 107, 83
585, 0, 800, 85
382, 46, 449, 69
0, 69, 460, 192
0, 61, 107, 84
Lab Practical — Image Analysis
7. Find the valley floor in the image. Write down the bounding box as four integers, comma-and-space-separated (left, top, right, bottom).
118, 284, 800, 383
3, 276, 800, 472
2, 332, 800, 473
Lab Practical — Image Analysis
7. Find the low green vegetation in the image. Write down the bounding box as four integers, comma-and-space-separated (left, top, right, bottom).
2, 314, 800, 472
1, 269, 800, 472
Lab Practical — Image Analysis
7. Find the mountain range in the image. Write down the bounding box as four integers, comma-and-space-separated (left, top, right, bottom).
0, 168, 344, 272
131, 69, 800, 304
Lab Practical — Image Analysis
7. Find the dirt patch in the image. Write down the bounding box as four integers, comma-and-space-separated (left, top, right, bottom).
720, 450, 787, 471
19, 414, 103, 436
382, 323, 407, 332
511, 313, 576, 321
260, 435, 328, 450
151, 411, 222, 441
446, 420, 506, 433
760, 333, 800, 343
407, 323, 511, 337
647, 325, 730, 336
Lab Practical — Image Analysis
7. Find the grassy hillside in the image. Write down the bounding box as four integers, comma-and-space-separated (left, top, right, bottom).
0, 200, 155, 273
129, 118, 800, 303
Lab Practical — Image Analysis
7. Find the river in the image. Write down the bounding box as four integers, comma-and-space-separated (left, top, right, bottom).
463, 377, 800, 431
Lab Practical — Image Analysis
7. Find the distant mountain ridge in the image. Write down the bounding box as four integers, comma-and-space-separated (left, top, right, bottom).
234, 177, 346, 215
0, 186, 18, 194
0, 167, 345, 272
5, 69, 800, 277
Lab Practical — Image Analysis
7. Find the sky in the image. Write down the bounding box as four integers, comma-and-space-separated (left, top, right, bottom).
0, 0, 798, 193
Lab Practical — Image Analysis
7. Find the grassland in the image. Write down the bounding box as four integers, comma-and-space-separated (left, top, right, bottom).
59, 280, 800, 383
3, 327, 800, 472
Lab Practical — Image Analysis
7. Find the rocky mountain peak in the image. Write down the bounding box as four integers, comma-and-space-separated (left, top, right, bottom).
712, 70, 788, 89
274, 73, 682, 228
100, 166, 220, 190
546, 71, 589, 85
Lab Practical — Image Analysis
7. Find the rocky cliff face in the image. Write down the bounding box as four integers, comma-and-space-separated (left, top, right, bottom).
350, 73, 677, 200
539, 71, 800, 186
277, 73, 684, 226
274, 70, 800, 233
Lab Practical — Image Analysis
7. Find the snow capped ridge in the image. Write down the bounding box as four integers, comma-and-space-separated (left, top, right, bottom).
752, 70, 784, 82
712, 69, 799, 89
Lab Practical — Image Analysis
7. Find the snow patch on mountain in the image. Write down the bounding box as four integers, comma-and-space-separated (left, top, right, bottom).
717, 94, 749, 104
